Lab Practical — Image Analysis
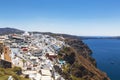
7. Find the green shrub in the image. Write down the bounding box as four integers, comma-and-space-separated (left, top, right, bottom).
0, 67, 30, 80
0, 71, 5, 76
62, 63, 70, 74
0, 68, 5, 75
0, 75, 9, 80
71, 75, 85, 80
12, 74, 20, 80
4, 69, 14, 75
12, 67, 22, 75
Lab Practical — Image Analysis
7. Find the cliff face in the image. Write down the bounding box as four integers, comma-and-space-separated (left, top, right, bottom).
65, 38, 96, 66
56, 36, 110, 80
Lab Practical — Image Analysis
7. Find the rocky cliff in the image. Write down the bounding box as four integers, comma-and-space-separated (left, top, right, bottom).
54, 35, 110, 80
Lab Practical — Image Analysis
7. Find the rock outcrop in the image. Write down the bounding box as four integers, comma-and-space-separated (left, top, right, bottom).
55, 36, 110, 80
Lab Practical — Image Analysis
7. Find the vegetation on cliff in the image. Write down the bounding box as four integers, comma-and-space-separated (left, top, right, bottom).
55, 37, 110, 80
0, 67, 29, 80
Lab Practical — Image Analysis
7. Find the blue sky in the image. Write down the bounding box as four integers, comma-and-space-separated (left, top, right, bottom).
0, 0, 120, 36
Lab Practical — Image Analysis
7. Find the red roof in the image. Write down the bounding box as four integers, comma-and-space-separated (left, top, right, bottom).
22, 48, 28, 51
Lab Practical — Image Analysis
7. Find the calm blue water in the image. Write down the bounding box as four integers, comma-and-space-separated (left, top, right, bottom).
83, 39, 120, 80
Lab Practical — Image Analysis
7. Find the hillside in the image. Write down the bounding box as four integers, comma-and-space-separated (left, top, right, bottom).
0, 27, 24, 35
59, 38, 110, 80
0, 67, 29, 80
0, 28, 110, 80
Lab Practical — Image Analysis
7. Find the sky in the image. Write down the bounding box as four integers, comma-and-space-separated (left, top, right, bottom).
0, 0, 120, 36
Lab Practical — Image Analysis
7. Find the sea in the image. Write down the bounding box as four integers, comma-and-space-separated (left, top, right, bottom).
83, 39, 120, 80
